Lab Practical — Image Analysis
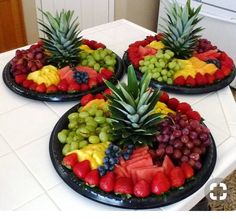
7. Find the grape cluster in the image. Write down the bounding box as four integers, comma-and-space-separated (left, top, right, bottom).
79, 48, 117, 72
98, 143, 121, 176
73, 71, 89, 84
139, 50, 182, 85
57, 104, 112, 155
155, 113, 211, 170
11, 42, 46, 76
195, 39, 217, 53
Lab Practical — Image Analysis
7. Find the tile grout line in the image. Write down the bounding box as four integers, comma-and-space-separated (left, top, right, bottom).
0, 133, 61, 210
0, 102, 30, 116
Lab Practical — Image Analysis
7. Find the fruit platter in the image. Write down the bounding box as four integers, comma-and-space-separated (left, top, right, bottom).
2, 10, 123, 101
49, 65, 216, 209
123, 0, 235, 94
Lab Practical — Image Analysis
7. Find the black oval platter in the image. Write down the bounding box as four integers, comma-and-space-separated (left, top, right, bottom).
2, 54, 124, 102
123, 51, 236, 95
49, 103, 217, 209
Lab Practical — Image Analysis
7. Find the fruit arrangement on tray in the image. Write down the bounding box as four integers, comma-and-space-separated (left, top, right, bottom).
50, 65, 216, 207
124, 0, 235, 93
3, 10, 123, 101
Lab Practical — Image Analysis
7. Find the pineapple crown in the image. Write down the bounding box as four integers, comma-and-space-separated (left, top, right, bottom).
104, 65, 163, 146
38, 9, 82, 68
161, 0, 204, 59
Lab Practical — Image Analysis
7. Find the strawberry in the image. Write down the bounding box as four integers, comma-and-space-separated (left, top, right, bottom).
169, 167, 185, 188
195, 73, 207, 86
68, 82, 80, 93
176, 102, 192, 114
62, 153, 78, 169
47, 85, 58, 93
185, 76, 196, 87
133, 180, 151, 198
80, 83, 89, 91
221, 66, 231, 77
94, 42, 105, 49
145, 35, 156, 43
99, 172, 115, 193
80, 94, 94, 106
94, 93, 105, 99
205, 73, 215, 85
36, 83, 46, 93
167, 98, 179, 110
57, 79, 68, 92
96, 74, 104, 84
114, 177, 133, 195
160, 91, 169, 104
186, 111, 201, 121
155, 33, 164, 41
100, 68, 113, 80
174, 76, 186, 86
151, 171, 170, 195
103, 88, 112, 96
88, 78, 98, 89
73, 160, 91, 179
84, 169, 100, 187
181, 162, 194, 179
29, 82, 37, 91
15, 74, 27, 84
22, 79, 34, 89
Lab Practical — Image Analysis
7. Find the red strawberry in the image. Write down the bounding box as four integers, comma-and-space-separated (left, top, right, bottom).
160, 91, 169, 104
151, 171, 170, 195
22, 79, 34, 89
186, 111, 201, 121
36, 83, 46, 93
99, 172, 115, 193
176, 102, 192, 114
57, 79, 68, 92
100, 68, 113, 79
68, 82, 80, 93
94, 93, 105, 99
88, 78, 98, 89
195, 73, 207, 86
215, 69, 225, 80
73, 160, 91, 179
167, 98, 179, 110
169, 167, 185, 188
84, 169, 100, 187
62, 153, 78, 169
15, 74, 27, 84
94, 42, 105, 49
145, 35, 156, 43
104, 88, 112, 96
181, 162, 194, 179
80, 94, 94, 106
205, 73, 215, 85
221, 66, 231, 77
80, 83, 89, 91
47, 85, 58, 93
174, 76, 186, 86
96, 74, 104, 84
155, 33, 164, 41
114, 177, 133, 195
133, 180, 151, 198
29, 82, 37, 91
185, 76, 196, 87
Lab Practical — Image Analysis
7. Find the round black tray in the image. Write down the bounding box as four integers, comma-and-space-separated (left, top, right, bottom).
49, 103, 217, 209
123, 52, 236, 94
2, 55, 124, 102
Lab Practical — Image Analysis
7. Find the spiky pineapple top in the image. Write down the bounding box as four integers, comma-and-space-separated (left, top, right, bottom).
105, 65, 163, 146
161, 0, 203, 59
38, 10, 82, 68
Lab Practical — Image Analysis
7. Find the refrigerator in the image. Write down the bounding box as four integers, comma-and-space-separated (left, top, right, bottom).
157, 0, 236, 88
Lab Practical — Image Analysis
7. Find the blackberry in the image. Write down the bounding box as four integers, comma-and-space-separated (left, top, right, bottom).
206, 59, 221, 68
73, 70, 88, 84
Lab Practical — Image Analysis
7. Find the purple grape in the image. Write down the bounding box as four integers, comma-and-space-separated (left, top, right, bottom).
162, 134, 170, 143
179, 119, 187, 127
183, 148, 191, 155
203, 138, 211, 147
186, 141, 194, 149
181, 135, 189, 144
199, 133, 208, 142
165, 146, 174, 155
194, 161, 202, 170
192, 147, 202, 154
173, 149, 182, 159
189, 131, 198, 140
156, 135, 163, 142
195, 126, 202, 134
173, 139, 183, 148
181, 155, 189, 163
188, 159, 196, 167
182, 128, 190, 135
193, 139, 201, 146
173, 130, 182, 138
189, 153, 200, 161
200, 146, 206, 154
163, 127, 170, 135
190, 120, 199, 130
156, 148, 165, 157
158, 143, 166, 149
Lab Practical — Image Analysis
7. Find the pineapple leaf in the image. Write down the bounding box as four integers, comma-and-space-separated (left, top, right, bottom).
127, 65, 139, 98
117, 82, 136, 108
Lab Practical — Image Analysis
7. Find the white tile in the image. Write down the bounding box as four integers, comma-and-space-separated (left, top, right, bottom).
48, 183, 122, 211
0, 153, 43, 210
0, 135, 11, 156
16, 134, 62, 190
14, 194, 58, 211
0, 102, 59, 149
45, 102, 77, 117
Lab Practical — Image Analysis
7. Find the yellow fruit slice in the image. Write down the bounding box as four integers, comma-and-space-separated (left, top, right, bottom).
147, 40, 165, 50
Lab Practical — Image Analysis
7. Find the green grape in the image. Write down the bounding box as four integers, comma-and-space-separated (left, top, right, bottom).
88, 59, 96, 67
167, 72, 172, 77
150, 57, 157, 64
62, 144, 71, 155
157, 77, 163, 82
86, 125, 96, 132
162, 75, 168, 82
167, 78, 173, 85
94, 63, 100, 71
174, 65, 180, 71
68, 121, 77, 129
68, 131, 76, 137
79, 52, 87, 59
70, 142, 79, 150
68, 112, 80, 121
93, 51, 101, 61
143, 61, 150, 66
81, 60, 88, 66
66, 136, 73, 144
88, 135, 100, 144
79, 111, 89, 118
104, 48, 113, 54
78, 127, 90, 137
140, 66, 147, 73
61, 129, 69, 136
95, 110, 103, 117
101, 126, 110, 133
94, 117, 106, 124
161, 69, 168, 76
144, 56, 151, 61
87, 107, 97, 116
57, 131, 67, 144
168, 61, 176, 69
139, 60, 144, 66
99, 131, 109, 142
79, 140, 88, 148
107, 66, 114, 72
164, 53, 171, 60
75, 133, 84, 141
159, 61, 165, 68
153, 72, 160, 79
86, 120, 98, 128
148, 64, 155, 70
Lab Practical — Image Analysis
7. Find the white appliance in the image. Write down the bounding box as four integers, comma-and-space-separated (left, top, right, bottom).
157, 0, 236, 88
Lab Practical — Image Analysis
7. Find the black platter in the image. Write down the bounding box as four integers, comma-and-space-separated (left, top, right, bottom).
2, 54, 124, 102
49, 103, 217, 209
123, 51, 236, 95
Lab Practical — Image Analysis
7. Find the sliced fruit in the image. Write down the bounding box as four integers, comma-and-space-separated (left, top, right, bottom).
162, 155, 175, 176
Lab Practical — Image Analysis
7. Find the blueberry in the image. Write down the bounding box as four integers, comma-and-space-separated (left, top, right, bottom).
123, 153, 130, 160
104, 157, 109, 163
109, 158, 115, 165
127, 149, 133, 154
112, 145, 119, 151
115, 151, 122, 157
104, 163, 110, 170
127, 144, 134, 149
109, 165, 114, 171
114, 158, 119, 164
98, 166, 106, 176
105, 148, 111, 155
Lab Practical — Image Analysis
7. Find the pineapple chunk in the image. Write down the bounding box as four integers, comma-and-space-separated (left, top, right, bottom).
147, 41, 165, 50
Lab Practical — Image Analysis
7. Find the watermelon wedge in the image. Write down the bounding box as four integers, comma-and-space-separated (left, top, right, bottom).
162, 155, 175, 176
76, 66, 98, 79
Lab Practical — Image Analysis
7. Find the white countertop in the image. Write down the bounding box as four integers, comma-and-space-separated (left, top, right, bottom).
0, 19, 236, 211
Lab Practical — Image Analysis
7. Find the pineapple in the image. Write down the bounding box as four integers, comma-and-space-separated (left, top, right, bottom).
105, 65, 163, 146
161, 0, 203, 59
38, 10, 82, 68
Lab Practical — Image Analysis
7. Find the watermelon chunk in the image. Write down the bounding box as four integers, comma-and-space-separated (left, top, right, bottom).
114, 165, 129, 178
76, 66, 98, 79
125, 154, 151, 166
162, 155, 175, 176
